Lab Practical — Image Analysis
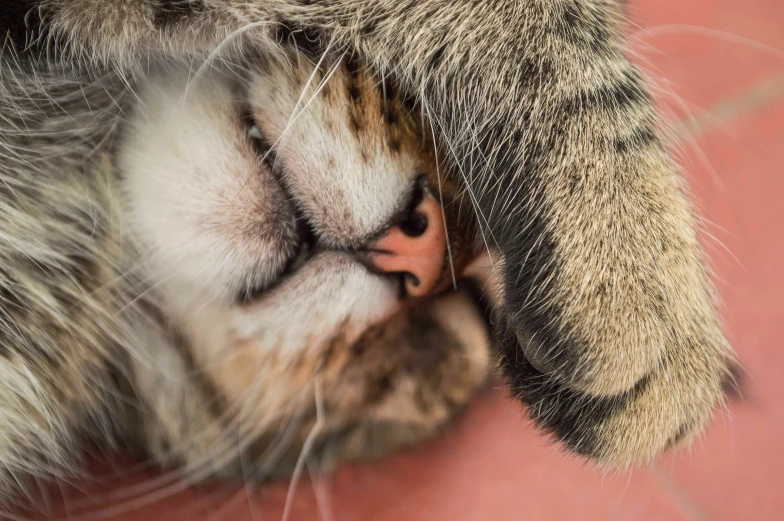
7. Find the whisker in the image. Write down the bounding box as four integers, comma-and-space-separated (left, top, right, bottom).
427, 111, 457, 290
187, 21, 279, 94
281, 377, 325, 521
422, 98, 496, 264
229, 45, 344, 207
308, 458, 336, 521
631, 24, 784, 59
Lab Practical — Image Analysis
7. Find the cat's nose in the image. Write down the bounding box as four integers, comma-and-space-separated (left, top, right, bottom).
366, 193, 446, 297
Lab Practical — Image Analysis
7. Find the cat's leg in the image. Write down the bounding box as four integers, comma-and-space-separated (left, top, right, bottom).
0, 67, 128, 498
284, 1, 732, 466
0, 350, 91, 500
274, 0, 732, 466
3, 0, 731, 466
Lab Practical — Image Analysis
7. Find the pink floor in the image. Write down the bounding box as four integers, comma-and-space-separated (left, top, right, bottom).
11, 1, 784, 519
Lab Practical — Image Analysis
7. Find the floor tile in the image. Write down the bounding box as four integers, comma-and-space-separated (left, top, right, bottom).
34, 390, 690, 521
656, 93, 784, 521
628, 0, 784, 118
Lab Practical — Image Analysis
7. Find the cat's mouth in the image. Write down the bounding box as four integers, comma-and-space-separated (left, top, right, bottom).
236, 193, 481, 307
236, 206, 321, 305
235, 116, 324, 304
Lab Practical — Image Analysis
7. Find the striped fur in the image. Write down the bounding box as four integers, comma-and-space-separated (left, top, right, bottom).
0, 0, 732, 500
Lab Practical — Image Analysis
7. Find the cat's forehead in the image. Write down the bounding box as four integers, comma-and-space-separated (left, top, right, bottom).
248, 53, 429, 160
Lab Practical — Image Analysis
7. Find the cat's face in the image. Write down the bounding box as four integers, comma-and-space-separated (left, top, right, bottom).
117, 52, 492, 453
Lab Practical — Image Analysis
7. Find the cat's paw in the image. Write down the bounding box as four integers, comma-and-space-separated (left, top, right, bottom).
497, 320, 731, 466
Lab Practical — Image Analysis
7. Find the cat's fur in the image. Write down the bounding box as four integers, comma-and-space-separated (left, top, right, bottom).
118, 53, 492, 480
0, 0, 732, 500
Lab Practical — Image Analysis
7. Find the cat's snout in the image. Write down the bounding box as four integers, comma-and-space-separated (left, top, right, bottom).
366, 193, 447, 297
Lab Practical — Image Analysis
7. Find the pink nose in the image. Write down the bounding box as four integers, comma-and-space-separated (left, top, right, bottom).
367, 193, 447, 297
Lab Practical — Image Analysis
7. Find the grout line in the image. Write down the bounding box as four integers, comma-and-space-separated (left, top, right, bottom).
675, 73, 784, 139
649, 464, 711, 521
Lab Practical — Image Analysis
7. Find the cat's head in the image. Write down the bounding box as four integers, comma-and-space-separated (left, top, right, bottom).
117, 50, 495, 459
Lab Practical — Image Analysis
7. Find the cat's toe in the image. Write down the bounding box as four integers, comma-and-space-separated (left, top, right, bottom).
509, 316, 664, 398
487, 251, 670, 397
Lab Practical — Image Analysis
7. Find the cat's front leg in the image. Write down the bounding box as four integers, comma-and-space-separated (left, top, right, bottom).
294, 0, 733, 466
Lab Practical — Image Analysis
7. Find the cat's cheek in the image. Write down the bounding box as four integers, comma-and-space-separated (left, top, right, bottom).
118, 67, 299, 308
247, 60, 418, 247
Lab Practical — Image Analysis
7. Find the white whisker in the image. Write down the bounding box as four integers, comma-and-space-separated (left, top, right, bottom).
282, 377, 325, 521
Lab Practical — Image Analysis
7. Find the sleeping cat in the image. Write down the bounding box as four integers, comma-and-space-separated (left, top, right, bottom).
0, 0, 731, 499
117, 52, 494, 479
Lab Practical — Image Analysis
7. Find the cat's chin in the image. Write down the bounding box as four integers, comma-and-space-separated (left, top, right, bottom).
162, 280, 493, 481
162, 251, 493, 438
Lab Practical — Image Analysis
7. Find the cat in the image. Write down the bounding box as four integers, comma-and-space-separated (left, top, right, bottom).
117, 52, 494, 480
0, 0, 732, 499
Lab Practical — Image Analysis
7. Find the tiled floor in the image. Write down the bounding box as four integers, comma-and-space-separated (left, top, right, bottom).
13, 1, 784, 520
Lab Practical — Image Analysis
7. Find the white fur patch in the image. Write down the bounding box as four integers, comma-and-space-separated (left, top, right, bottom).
118, 60, 410, 361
